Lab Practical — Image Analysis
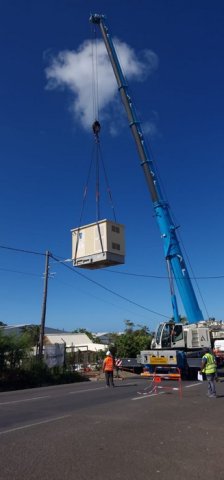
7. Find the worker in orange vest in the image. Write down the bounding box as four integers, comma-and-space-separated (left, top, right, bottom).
103, 351, 115, 387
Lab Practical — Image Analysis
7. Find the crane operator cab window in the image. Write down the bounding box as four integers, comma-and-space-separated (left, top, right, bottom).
161, 324, 172, 348
171, 324, 184, 347
161, 323, 184, 348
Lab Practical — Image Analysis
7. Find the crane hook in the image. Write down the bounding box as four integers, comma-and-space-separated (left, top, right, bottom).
92, 120, 101, 141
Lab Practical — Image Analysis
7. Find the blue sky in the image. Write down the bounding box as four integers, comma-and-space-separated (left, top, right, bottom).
0, 0, 224, 332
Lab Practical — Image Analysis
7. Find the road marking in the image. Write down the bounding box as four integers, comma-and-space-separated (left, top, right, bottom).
0, 415, 71, 436
69, 386, 107, 394
132, 381, 202, 400
132, 392, 165, 401
185, 383, 202, 388
69, 382, 138, 395
0, 395, 50, 405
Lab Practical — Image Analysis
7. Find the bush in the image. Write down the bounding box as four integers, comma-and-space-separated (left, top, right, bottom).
0, 361, 88, 391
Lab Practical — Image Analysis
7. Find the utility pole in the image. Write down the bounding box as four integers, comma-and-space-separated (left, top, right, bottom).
39, 250, 51, 359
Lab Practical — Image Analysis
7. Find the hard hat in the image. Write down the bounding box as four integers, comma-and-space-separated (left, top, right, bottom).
202, 347, 210, 353
106, 351, 111, 356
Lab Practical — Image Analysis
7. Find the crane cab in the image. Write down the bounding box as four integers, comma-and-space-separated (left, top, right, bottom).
152, 322, 185, 349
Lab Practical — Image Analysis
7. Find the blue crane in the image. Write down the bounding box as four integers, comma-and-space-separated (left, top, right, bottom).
90, 13, 204, 325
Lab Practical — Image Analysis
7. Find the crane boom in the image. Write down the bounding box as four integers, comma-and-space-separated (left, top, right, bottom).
90, 13, 204, 323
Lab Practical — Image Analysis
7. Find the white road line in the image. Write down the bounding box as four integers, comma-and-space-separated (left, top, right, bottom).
132, 392, 165, 401
185, 383, 202, 388
0, 415, 71, 436
132, 381, 202, 400
69, 383, 137, 395
69, 386, 107, 394
0, 395, 50, 405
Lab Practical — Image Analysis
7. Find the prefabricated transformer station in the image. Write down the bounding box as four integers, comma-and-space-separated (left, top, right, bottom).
71, 219, 125, 269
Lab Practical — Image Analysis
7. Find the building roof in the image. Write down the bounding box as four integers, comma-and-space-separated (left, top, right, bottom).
94, 332, 123, 337
44, 333, 107, 352
0, 324, 68, 335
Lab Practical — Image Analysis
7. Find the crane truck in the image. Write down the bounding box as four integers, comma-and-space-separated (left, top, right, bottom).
89, 14, 224, 377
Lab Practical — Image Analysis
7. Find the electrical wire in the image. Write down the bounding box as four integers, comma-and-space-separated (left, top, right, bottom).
51, 254, 170, 319
52, 256, 224, 280
1, 245, 222, 280
0, 266, 42, 277
103, 269, 224, 280
0, 245, 46, 256
53, 276, 154, 321
0, 242, 220, 320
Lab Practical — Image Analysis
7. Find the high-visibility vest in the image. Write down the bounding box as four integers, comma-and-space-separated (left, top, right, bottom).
202, 353, 217, 374
103, 356, 114, 371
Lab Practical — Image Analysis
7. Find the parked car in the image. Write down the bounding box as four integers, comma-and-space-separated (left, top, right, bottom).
73, 363, 84, 371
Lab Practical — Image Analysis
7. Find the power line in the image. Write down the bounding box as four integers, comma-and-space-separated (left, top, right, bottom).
0, 267, 42, 277
53, 276, 153, 321
0, 242, 222, 319
52, 258, 224, 280
103, 269, 224, 280
0, 244, 223, 280
0, 245, 46, 256
51, 254, 170, 319
0, 244, 169, 318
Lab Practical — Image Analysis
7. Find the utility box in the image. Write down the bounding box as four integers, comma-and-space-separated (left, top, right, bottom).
71, 219, 125, 269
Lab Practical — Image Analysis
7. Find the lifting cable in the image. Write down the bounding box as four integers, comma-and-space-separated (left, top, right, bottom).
73, 144, 95, 263
74, 25, 118, 261
92, 121, 117, 223
91, 24, 99, 124
91, 24, 104, 255
92, 120, 104, 254
91, 23, 117, 220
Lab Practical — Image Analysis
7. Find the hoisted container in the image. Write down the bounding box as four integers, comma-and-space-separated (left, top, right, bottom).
71, 219, 125, 269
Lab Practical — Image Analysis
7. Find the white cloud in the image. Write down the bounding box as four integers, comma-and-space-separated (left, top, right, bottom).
45, 38, 159, 132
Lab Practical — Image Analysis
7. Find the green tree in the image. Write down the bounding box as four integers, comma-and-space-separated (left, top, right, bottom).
21, 325, 40, 347
113, 321, 152, 358
0, 331, 33, 370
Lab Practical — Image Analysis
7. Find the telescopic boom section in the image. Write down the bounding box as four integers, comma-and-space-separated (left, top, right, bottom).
89, 14, 204, 323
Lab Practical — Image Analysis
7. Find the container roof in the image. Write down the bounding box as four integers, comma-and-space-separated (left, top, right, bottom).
71, 219, 124, 232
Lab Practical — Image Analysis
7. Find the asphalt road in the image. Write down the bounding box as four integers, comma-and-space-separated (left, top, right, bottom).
0, 376, 224, 480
